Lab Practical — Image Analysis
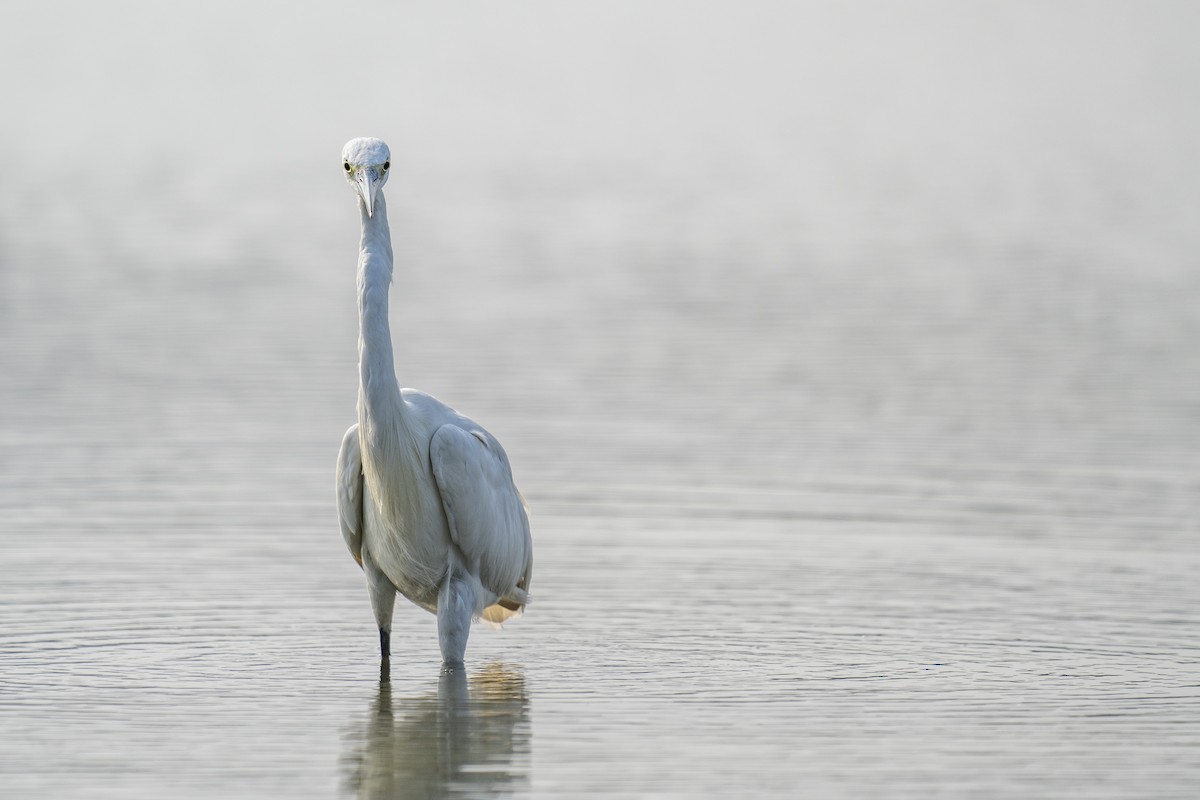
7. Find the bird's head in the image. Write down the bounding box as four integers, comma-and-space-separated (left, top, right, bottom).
342, 137, 391, 218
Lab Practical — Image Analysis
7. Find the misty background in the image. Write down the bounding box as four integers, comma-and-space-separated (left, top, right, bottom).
1, 2, 1198, 797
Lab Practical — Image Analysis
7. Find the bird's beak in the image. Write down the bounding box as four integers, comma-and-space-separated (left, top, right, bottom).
355, 167, 378, 218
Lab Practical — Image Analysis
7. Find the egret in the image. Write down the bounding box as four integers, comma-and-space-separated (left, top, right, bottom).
335, 137, 533, 668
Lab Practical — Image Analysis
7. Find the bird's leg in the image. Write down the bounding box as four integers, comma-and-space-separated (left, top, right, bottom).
437, 567, 474, 669
362, 549, 397, 663
378, 648, 391, 684
379, 628, 391, 659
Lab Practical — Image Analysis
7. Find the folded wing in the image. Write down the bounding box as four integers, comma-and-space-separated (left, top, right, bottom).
430, 424, 533, 621
336, 424, 364, 568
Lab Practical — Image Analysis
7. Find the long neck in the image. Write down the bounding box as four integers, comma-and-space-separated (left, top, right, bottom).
355, 194, 415, 522
356, 193, 401, 420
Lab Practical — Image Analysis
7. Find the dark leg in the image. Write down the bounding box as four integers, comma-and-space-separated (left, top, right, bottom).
362, 549, 397, 666
379, 628, 391, 659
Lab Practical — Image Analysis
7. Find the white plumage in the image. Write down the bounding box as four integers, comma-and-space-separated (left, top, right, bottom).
335, 137, 532, 668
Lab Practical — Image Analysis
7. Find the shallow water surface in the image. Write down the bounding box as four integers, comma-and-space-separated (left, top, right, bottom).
2, 2, 1200, 798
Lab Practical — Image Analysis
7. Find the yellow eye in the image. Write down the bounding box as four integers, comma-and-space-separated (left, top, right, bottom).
343, 162, 351, 172
383, 161, 389, 170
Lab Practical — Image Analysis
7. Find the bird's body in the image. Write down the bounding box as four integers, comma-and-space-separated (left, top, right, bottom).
335, 137, 532, 668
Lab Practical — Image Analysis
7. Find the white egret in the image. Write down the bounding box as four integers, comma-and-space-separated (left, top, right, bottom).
335, 137, 533, 668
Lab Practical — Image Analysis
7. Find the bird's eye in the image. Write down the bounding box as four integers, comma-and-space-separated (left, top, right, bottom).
343, 162, 351, 172
383, 161, 389, 171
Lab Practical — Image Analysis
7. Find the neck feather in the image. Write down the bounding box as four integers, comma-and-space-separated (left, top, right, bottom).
355, 194, 416, 521
356, 194, 400, 416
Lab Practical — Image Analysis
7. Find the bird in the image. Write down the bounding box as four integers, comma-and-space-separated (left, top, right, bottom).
335, 137, 533, 669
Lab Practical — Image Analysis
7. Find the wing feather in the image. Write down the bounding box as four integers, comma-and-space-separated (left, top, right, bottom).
430, 424, 533, 617
336, 424, 364, 567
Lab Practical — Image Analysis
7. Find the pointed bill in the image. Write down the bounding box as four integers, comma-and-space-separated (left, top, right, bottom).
355, 167, 377, 217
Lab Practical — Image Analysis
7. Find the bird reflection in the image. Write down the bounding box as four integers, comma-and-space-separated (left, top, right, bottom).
343, 662, 530, 799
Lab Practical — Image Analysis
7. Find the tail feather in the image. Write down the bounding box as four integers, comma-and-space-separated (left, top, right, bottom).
479, 587, 528, 626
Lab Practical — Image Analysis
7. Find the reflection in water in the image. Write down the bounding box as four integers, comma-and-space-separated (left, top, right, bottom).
343, 663, 531, 799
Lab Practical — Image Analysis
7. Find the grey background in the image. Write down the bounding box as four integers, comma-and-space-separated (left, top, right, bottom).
2, 2, 1198, 797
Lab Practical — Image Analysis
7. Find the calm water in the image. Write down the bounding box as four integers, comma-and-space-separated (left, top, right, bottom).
2, 3, 1199, 797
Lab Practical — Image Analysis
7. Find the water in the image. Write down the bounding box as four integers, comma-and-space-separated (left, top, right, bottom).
2, 2, 1199, 797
